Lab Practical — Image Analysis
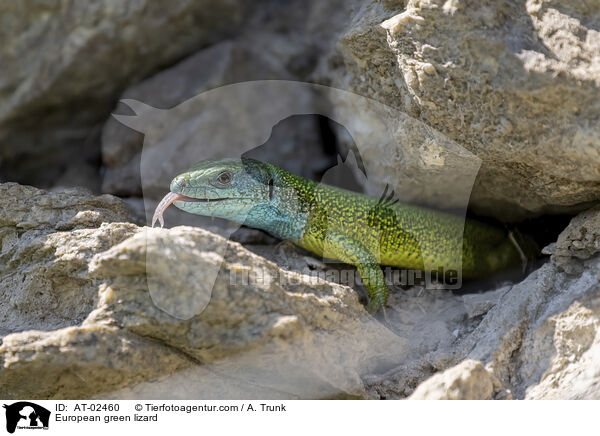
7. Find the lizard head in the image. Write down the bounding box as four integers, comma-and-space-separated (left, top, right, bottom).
152, 158, 273, 227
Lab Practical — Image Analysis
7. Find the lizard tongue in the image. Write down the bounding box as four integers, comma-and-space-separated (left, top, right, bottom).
152, 192, 187, 228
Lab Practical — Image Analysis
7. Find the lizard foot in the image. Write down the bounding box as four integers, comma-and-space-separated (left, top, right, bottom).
366, 297, 388, 317
366, 299, 397, 331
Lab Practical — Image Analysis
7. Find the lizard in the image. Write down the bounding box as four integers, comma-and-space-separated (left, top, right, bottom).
152, 158, 533, 314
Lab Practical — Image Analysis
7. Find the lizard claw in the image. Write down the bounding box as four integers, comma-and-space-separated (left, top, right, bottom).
366, 298, 391, 326
366, 297, 384, 315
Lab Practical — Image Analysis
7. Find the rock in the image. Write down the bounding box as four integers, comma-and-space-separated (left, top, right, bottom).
550, 205, 600, 275
0, 222, 137, 337
409, 359, 510, 400
0, 326, 192, 399
516, 206, 600, 399
0, 0, 247, 189
454, 207, 600, 399
323, 95, 482, 211
0, 183, 129, 231
521, 298, 600, 399
1, 183, 599, 399
101, 0, 361, 197
321, 0, 600, 220
85, 226, 411, 397
454, 257, 600, 399
0, 183, 186, 399
0, 182, 408, 399
0, 183, 133, 336
462, 285, 511, 318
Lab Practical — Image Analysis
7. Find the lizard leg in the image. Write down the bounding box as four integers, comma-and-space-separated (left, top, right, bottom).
358, 263, 390, 314
323, 233, 390, 314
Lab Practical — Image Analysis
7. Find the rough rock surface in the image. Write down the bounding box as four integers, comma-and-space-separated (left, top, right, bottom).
0, 0, 247, 189
409, 359, 510, 400
403, 207, 600, 400
1, 183, 599, 399
0, 183, 131, 336
0, 183, 128, 231
321, 0, 600, 220
0, 183, 407, 398
547, 205, 600, 275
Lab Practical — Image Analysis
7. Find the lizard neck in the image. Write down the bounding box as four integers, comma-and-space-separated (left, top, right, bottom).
243, 165, 313, 241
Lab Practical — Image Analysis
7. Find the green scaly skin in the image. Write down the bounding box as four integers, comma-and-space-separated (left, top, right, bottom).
161, 158, 525, 314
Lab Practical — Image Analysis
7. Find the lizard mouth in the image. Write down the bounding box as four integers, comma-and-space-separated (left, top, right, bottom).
152, 192, 234, 228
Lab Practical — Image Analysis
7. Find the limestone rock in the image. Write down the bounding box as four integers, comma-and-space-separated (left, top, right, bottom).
521, 297, 600, 399
0, 326, 191, 399
322, 0, 600, 220
0, 183, 129, 231
1, 183, 599, 399
0, 183, 133, 336
409, 359, 510, 400
0, 182, 407, 399
550, 205, 600, 275
0, 0, 246, 188
456, 207, 600, 399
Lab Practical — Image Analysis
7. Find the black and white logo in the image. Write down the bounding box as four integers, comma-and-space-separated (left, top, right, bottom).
3, 402, 50, 433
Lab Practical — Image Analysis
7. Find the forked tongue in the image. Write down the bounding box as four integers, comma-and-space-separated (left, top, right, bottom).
152, 192, 188, 228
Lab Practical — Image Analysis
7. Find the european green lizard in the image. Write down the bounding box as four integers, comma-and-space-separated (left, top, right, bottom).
152, 158, 529, 314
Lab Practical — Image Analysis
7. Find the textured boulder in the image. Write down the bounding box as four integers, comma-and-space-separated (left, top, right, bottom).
0, 0, 246, 189
0, 326, 192, 399
364, 206, 600, 399
0, 183, 128, 231
321, 0, 600, 220
0, 183, 131, 336
0, 183, 408, 399
1, 186, 599, 399
409, 359, 510, 400
547, 205, 600, 275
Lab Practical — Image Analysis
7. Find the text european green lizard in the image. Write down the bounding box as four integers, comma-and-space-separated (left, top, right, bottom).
152, 158, 529, 314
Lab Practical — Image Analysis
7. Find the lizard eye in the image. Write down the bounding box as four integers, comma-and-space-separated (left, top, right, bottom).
216, 171, 232, 185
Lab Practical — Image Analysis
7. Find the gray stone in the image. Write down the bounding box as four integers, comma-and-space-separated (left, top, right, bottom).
0, 182, 407, 399
551, 205, 600, 275
0, 0, 247, 189
1, 187, 600, 400
320, 0, 600, 220
0, 326, 192, 399
409, 359, 510, 400
0, 183, 128, 231
462, 286, 512, 318
0, 183, 132, 336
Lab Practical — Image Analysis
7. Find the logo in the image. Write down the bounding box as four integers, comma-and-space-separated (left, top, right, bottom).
3, 402, 50, 433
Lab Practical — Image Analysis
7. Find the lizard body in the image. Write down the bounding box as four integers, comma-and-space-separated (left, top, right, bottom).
153, 158, 527, 313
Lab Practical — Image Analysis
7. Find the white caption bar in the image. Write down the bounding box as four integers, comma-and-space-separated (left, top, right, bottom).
0, 400, 594, 435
